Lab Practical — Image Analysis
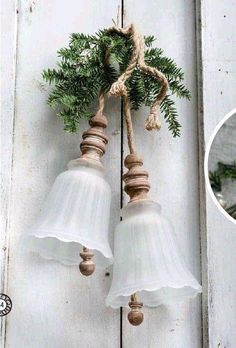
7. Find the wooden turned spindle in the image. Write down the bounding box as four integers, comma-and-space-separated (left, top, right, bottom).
128, 294, 144, 326
124, 154, 148, 325
80, 111, 108, 164
78, 111, 108, 275
123, 153, 150, 202
79, 247, 95, 276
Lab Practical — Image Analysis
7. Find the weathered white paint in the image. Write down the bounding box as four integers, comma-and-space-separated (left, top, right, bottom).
0, 0, 18, 345
1, 1, 121, 347
201, 0, 236, 347
2, 0, 236, 347
122, 1, 202, 347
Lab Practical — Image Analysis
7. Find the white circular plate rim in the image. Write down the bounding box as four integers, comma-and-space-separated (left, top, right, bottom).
204, 107, 236, 225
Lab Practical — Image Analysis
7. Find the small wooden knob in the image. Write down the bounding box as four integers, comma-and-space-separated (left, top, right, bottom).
128, 299, 144, 326
79, 247, 95, 276
124, 153, 143, 169
89, 111, 108, 128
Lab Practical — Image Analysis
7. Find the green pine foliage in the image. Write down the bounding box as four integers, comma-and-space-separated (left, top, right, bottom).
43, 29, 191, 136
209, 161, 236, 219
209, 161, 236, 192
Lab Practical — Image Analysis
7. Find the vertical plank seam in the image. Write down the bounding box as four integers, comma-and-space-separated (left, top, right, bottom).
119, 1, 124, 347
1, 1, 20, 347
119, 100, 124, 348
195, 0, 209, 347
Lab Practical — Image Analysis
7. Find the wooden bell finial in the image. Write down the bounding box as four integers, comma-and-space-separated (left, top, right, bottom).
128, 294, 144, 326
123, 153, 150, 202
80, 111, 108, 164
79, 247, 95, 276
78, 111, 108, 276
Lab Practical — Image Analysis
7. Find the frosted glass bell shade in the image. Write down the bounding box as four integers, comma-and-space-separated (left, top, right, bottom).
106, 200, 201, 308
24, 158, 113, 267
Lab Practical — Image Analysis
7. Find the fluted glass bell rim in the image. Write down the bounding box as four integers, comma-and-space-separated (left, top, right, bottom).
106, 283, 202, 309
106, 199, 202, 308
23, 233, 113, 267
23, 157, 113, 268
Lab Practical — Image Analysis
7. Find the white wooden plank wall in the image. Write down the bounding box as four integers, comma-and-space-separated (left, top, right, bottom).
201, 1, 236, 347
0, 1, 18, 345
1, 0, 236, 347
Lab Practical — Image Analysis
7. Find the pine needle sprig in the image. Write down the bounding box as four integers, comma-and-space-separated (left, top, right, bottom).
209, 171, 222, 192
160, 97, 182, 137
209, 161, 236, 192
42, 30, 190, 136
209, 161, 236, 219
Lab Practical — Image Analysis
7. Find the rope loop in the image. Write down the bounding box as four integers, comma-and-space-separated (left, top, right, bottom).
107, 24, 169, 153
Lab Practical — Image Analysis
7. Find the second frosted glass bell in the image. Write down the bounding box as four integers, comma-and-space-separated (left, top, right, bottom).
106, 199, 201, 306
106, 153, 202, 325
24, 112, 113, 274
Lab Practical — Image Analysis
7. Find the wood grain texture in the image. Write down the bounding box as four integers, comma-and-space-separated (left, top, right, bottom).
3, 1, 121, 347
0, 0, 18, 345
201, 0, 236, 346
195, 1, 208, 346
122, 1, 202, 347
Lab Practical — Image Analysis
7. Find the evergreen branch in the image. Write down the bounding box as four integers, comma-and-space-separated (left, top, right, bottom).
169, 81, 191, 100
210, 161, 236, 220
209, 161, 236, 192
160, 97, 181, 137
144, 35, 156, 47
209, 171, 222, 192
42, 29, 191, 136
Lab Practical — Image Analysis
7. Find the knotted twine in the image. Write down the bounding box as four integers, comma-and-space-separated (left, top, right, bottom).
108, 24, 169, 154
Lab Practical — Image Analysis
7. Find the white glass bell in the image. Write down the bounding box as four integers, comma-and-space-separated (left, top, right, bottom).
106, 199, 201, 308
106, 153, 201, 325
23, 112, 113, 272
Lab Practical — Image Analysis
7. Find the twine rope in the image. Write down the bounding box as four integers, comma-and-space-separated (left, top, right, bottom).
97, 90, 106, 114
108, 24, 169, 154
138, 35, 169, 131
124, 95, 136, 153
96, 49, 111, 115
108, 24, 140, 97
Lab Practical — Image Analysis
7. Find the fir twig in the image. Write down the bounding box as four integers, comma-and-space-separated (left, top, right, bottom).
43, 30, 191, 136
209, 161, 236, 192
210, 161, 236, 219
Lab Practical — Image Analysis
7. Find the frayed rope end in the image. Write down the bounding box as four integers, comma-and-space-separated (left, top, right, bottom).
145, 112, 161, 131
